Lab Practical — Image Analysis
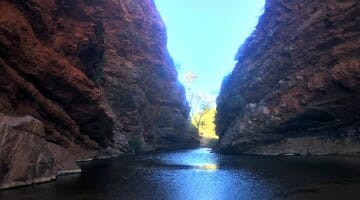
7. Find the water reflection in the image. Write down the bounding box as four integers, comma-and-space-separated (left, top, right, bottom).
196, 163, 218, 171
142, 148, 272, 200
1, 148, 360, 200
153, 148, 218, 167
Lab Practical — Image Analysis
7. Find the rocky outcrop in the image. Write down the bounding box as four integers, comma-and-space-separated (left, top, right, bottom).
0, 114, 81, 189
0, 0, 197, 189
216, 0, 360, 155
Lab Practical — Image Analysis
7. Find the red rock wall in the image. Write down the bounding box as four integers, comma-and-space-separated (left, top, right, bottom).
100, 0, 197, 152
216, 0, 360, 154
0, 0, 197, 189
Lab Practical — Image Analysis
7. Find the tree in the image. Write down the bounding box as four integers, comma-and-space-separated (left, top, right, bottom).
196, 108, 217, 138
183, 72, 198, 117
192, 100, 211, 135
182, 71, 218, 138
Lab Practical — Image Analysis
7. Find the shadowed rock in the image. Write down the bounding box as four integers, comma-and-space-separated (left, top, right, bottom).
0, 0, 198, 188
216, 0, 360, 155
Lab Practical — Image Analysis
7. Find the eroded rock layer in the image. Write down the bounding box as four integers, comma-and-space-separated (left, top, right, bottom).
216, 0, 360, 155
0, 0, 197, 189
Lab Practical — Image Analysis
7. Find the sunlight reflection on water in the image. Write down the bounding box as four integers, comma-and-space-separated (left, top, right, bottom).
155, 148, 219, 167
146, 148, 269, 200
196, 163, 218, 171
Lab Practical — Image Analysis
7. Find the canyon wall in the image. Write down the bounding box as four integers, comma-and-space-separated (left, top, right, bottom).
0, 0, 197, 189
216, 0, 360, 155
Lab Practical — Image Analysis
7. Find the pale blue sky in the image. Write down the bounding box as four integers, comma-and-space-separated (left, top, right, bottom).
154, 0, 265, 104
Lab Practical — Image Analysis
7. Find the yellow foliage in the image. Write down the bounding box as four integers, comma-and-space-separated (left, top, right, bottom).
191, 108, 218, 138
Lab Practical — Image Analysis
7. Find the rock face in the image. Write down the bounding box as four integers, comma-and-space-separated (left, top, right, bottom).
0, 114, 80, 189
216, 0, 360, 155
0, 0, 197, 189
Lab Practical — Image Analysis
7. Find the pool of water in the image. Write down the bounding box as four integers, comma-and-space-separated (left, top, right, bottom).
1, 148, 360, 200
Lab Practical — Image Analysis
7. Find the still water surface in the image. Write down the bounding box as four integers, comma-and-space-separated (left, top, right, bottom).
1, 148, 360, 200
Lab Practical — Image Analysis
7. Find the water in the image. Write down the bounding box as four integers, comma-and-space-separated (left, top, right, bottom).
1, 148, 360, 200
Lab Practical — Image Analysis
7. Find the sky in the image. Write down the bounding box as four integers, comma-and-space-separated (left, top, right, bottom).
154, 0, 265, 106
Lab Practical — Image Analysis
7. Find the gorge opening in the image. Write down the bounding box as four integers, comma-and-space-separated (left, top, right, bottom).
154, 0, 265, 140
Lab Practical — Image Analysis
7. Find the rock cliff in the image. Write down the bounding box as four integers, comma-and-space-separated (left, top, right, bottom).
216, 0, 360, 155
0, 0, 197, 189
